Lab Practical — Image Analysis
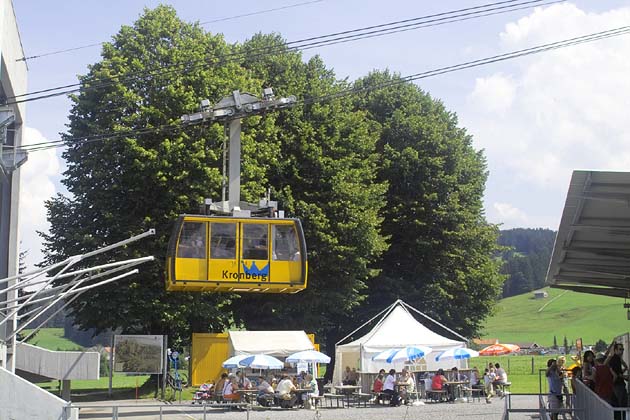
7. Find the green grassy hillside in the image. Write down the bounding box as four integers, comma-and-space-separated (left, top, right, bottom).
481, 287, 628, 347
22, 328, 84, 351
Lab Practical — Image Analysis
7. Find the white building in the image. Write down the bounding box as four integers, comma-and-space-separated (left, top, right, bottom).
0, 0, 28, 369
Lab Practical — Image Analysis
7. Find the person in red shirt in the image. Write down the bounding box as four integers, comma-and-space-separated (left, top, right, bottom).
372, 373, 384, 404
593, 353, 614, 404
432, 369, 452, 401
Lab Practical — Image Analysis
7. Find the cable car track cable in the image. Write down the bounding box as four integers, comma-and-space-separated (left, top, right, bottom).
6, 0, 557, 103
16, 24, 629, 153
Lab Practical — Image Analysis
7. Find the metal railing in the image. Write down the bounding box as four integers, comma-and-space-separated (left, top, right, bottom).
573, 378, 630, 420
71, 402, 251, 420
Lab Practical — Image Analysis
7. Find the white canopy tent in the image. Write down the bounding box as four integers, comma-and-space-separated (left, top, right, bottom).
334, 300, 467, 383
228, 330, 314, 357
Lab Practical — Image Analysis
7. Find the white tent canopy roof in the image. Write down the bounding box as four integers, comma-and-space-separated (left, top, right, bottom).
334, 300, 467, 381
228, 330, 314, 357
339, 305, 464, 352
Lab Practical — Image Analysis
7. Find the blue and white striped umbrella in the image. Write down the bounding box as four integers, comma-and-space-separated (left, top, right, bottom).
434, 348, 479, 362
239, 354, 284, 370
222, 354, 252, 368
286, 350, 331, 364
373, 346, 432, 363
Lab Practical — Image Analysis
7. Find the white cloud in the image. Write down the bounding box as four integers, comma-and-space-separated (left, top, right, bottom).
462, 3, 630, 227
19, 126, 60, 270
469, 73, 516, 115
492, 202, 528, 227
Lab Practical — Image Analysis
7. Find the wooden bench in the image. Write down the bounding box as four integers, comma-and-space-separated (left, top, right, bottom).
495, 382, 511, 397
372, 391, 391, 405
310, 395, 325, 408
353, 392, 372, 407
426, 389, 448, 403
324, 393, 345, 408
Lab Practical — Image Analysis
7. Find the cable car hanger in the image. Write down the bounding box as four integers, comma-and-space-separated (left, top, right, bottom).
165, 89, 308, 293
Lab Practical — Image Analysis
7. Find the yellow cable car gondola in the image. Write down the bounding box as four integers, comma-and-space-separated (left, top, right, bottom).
166, 215, 307, 293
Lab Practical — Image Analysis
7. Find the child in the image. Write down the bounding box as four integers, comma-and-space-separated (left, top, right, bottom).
483, 368, 495, 403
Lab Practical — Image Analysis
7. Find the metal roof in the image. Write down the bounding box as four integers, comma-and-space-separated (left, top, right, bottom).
546, 170, 630, 298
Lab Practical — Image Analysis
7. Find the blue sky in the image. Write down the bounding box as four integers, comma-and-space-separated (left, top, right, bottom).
12, 1, 630, 268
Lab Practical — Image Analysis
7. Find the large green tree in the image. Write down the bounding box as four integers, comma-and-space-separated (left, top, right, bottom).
42, 7, 386, 346
352, 71, 505, 338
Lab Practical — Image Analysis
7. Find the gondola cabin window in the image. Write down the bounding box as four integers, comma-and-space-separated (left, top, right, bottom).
272, 225, 300, 261
177, 222, 206, 259
242, 224, 268, 260
210, 222, 236, 259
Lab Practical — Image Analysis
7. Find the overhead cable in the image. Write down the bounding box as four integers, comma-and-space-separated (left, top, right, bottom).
17, 24, 630, 154
16, 0, 324, 62
6, 0, 558, 104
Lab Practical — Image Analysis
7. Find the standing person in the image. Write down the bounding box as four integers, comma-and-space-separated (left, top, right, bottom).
557, 356, 570, 396
594, 353, 614, 404
606, 342, 629, 408
383, 369, 401, 406
546, 359, 563, 420
582, 350, 596, 389
483, 368, 495, 404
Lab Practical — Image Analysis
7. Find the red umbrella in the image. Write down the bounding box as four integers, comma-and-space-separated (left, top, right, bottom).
479, 343, 520, 356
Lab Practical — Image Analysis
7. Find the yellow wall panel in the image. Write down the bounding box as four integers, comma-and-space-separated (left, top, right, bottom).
191, 333, 229, 386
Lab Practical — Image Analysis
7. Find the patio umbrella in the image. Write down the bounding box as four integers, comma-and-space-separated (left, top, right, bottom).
434, 348, 479, 362
373, 345, 432, 363
479, 343, 520, 356
239, 354, 284, 370
285, 350, 331, 364
222, 354, 251, 368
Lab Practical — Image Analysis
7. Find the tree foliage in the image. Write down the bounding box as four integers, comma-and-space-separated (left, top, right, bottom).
498, 228, 556, 298
42, 7, 503, 347
351, 72, 505, 338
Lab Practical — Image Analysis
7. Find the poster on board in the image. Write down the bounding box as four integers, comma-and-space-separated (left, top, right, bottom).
114, 335, 164, 374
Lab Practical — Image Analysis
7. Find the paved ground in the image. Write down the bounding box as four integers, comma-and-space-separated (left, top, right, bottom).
74, 395, 542, 420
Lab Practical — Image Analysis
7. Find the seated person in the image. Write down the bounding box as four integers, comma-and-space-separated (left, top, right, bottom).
470, 367, 483, 389
432, 369, 452, 401
223, 377, 241, 402
302, 373, 319, 409
493, 363, 509, 396
214, 372, 228, 401
276, 374, 297, 407
383, 369, 401, 406
373, 373, 384, 393
237, 371, 252, 389
398, 369, 415, 405
343, 366, 353, 385
256, 376, 275, 407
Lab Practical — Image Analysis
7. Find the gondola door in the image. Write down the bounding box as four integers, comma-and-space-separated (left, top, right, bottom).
239, 222, 271, 285
207, 221, 239, 285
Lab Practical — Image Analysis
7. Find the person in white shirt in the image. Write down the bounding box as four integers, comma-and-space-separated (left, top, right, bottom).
383, 369, 401, 406
276, 374, 297, 407
493, 363, 508, 397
